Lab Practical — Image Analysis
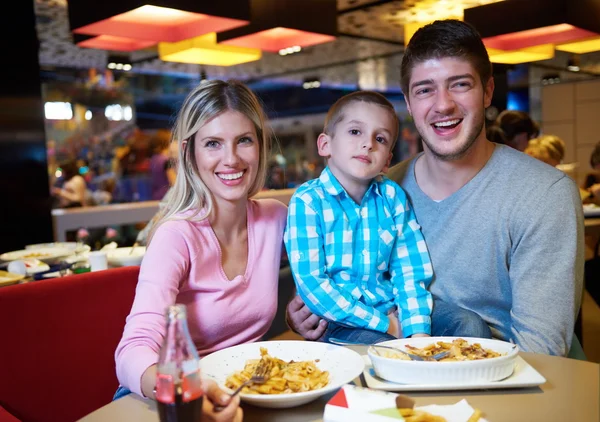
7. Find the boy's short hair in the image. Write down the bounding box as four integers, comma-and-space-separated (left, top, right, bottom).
323, 91, 400, 149
401, 19, 492, 96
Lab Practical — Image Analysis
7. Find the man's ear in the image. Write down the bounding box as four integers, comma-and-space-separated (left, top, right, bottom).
404, 94, 413, 116
317, 133, 332, 158
484, 76, 495, 108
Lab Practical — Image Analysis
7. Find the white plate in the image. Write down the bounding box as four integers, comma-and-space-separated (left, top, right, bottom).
106, 247, 146, 267
0, 270, 25, 287
0, 247, 73, 264
25, 242, 91, 253
368, 337, 519, 385
583, 204, 600, 217
363, 355, 546, 391
202, 340, 365, 409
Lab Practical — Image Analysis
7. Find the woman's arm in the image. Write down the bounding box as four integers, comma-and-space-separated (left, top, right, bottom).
115, 222, 191, 396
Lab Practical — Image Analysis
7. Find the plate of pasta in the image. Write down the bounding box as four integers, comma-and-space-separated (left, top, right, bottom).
201, 340, 365, 408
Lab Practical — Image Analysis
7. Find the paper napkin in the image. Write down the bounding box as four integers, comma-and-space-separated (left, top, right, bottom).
323, 384, 488, 422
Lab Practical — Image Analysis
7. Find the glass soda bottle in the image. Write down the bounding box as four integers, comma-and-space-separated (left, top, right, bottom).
155, 304, 204, 422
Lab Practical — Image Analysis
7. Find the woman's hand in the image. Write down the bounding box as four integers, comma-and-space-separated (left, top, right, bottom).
285, 295, 327, 340
202, 379, 243, 422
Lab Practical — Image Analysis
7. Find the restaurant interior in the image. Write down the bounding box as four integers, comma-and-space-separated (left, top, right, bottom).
2, 0, 600, 421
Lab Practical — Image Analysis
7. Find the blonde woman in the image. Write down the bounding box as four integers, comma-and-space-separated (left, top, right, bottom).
524, 134, 565, 167
114, 80, 288, 421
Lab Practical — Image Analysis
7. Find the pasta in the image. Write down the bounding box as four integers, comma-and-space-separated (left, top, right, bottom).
225, 347, 329, 394
384, 338, 503, 362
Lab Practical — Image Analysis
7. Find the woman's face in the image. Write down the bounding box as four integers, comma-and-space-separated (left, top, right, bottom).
192, 110, 260, 207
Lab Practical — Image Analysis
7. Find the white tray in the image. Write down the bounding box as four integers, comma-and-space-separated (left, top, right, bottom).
362, 355, 546, 391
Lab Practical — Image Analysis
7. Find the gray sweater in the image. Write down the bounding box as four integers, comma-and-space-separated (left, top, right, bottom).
387, 144, 584, 355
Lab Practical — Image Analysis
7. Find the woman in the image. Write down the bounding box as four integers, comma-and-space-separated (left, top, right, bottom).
149, 128, 177, 200
51, 159, 88, 208
114, 80, 288, 421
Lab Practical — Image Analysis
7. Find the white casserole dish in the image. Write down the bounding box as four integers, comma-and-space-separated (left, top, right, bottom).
368, 336, 519, 385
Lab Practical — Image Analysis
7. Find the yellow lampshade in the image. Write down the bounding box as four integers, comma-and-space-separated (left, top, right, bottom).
556, 36, 600, 54
158, 33, 261, 66
487, 44, 555, 64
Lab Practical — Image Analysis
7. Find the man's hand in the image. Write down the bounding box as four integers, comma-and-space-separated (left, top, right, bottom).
286, 295, 327, 340
202, 379, 243, 422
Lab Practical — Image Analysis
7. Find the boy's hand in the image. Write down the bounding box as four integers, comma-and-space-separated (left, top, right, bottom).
286, 295, 327, 340
386, 311, 401, 338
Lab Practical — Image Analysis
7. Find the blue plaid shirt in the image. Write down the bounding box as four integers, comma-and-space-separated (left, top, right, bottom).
284, 167, 433, 337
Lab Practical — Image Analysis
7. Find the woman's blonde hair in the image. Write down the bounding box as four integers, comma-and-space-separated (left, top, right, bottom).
525, 134, 565, 166
148, 79, 270, 242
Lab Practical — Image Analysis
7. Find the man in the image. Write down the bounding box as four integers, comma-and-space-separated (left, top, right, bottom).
286, 19, 584, 356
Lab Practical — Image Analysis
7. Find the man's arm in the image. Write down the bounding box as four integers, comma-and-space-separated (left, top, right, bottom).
284, 193, 390, 332
510, 176, 584, 355
387, 184, 434, 337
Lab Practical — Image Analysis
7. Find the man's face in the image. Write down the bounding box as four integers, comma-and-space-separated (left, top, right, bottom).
405, 57, 494, 161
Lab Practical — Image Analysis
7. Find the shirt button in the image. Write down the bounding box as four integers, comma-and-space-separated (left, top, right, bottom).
361, 208, 367, 217
362, 250, 368, 256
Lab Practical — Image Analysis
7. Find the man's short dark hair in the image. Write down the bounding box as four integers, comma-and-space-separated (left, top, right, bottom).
400, 19, 492, 96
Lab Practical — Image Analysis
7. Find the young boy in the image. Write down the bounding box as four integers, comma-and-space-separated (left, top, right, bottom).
284, 91, 433, 344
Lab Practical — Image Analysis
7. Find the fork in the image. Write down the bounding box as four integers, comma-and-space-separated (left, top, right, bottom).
213, 360, 270, 412
328, 337, 450, 361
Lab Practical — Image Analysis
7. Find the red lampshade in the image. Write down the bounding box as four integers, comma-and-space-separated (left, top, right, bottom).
75, 34, 155, 52
483, 24, 598, 51
67, 2, 251, 44
465, 0, 600, 50
220, 27, 335, 53
217, 0, 337, 52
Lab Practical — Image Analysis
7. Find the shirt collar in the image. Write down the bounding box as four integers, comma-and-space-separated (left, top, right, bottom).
319, 166, 384, 200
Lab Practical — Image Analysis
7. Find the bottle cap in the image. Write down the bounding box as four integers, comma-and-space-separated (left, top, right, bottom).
166, 304, 187, 320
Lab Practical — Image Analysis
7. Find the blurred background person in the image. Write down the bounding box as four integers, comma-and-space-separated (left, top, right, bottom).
582, 141, 600, 206
524, 134, 566, 167
491, 110, 539, 151
51, 158, 89, 208
149, 128, 176, 200
486, 124, 507, 145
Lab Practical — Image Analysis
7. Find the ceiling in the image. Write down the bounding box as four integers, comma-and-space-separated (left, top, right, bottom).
35, 0, 600, 92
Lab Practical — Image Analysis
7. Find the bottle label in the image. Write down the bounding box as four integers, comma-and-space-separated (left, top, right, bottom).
181, 359, 202, 402
155, 373, 175, 404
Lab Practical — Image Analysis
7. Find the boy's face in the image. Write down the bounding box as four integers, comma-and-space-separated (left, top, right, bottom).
318, 102, 394, 188
404, 57, 493, 160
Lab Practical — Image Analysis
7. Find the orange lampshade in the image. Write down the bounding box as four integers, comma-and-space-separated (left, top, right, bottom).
217, 0, 337, 51
68, 2, 251, 45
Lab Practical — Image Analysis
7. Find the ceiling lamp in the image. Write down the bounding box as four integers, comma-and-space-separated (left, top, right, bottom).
487, 44, 555, 64
158, 33, 262, 66
556, 36, 600, 54
67, 2, 251, 45
464, 0, 600, 51
73, 34, 155, 52
217, 0, 337, 53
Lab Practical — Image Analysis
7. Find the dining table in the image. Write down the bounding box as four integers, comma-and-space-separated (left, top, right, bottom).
78, 346, 599, 422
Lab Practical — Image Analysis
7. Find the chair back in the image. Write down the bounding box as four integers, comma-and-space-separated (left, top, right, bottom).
0, 267, 139, 422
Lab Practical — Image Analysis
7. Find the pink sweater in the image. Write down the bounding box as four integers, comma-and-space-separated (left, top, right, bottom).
115, 198, 288, 396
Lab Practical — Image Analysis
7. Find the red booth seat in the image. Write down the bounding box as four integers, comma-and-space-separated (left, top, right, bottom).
0, 267, 139, 422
